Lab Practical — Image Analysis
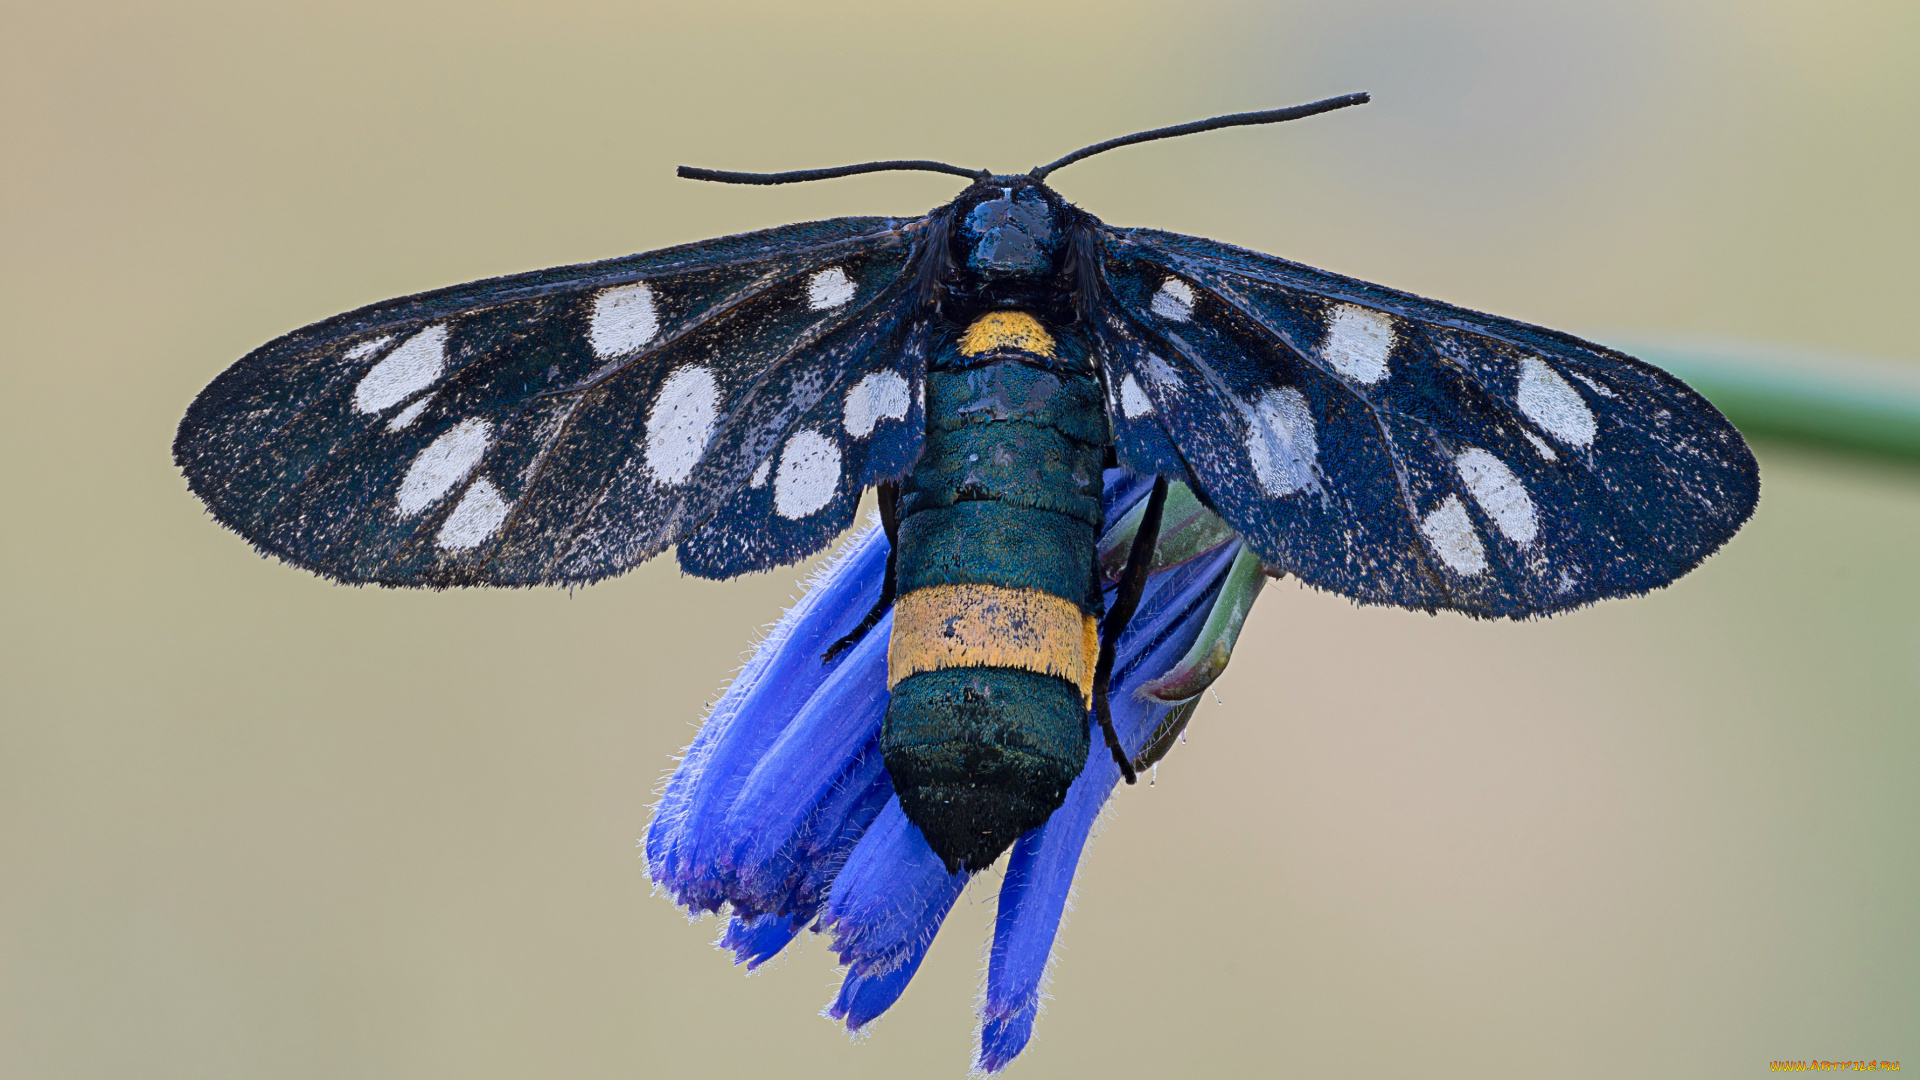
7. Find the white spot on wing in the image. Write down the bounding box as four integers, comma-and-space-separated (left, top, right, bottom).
1518, 358, 1597, 447
1420, 495, 1487, 575
808, 267, 855, 310
1570, 371, 1616, 398
397, 417, 492, 517
774, 430, 841, 519
1119, 374, 1153, 418
1321, 304, 1395, 384
1150, 278, 1194, 321
644, 366, 719, 485
1143, 354, 1181, 389
354, 325, 448, 414
748, 458, 771, 489
1244, 387, 1319, 496
385, 393, 435, 432
1454, 448, 1538, 546
589, 283, 659, 358
842, 370, 911, 438
1521, 430, 1558, 462
344, 335, 394, 362
436, 477, 511, 551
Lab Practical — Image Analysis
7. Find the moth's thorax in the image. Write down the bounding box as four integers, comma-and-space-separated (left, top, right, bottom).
945, 176, 1076, 316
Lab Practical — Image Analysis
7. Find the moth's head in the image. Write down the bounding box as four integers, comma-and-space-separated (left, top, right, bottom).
673, 93, 1372, 318
950, 177, 1073, 283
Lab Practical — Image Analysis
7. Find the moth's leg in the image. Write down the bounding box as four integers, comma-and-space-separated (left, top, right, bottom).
823, 481, 900, 664
1092, 475, 1168, 785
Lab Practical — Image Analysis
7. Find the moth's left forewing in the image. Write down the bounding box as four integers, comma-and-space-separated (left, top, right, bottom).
176, 217, 925, 587
1094, 226, 1759, 617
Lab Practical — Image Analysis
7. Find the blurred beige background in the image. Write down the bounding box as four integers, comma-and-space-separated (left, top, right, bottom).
3, 1, 1915, 1077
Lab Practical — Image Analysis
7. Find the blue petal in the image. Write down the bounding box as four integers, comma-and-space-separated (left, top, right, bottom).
648, 473, 1259, 1067
719, 612, 891, 900
977, 541, 1243, 1072
977, 1013, 1034, 1075
778, 742, 894, 918
830, 956, 930, 1031
719, 912, 806, 970
821, 801, 968, 1028
646, 526, 888, 915
1100, 467, 1158, 522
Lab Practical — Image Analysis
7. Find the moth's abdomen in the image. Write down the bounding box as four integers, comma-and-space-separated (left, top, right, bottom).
884, 312, 1108, 873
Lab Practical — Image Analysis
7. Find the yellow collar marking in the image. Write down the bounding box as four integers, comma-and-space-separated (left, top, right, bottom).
959, 311, 1056, 359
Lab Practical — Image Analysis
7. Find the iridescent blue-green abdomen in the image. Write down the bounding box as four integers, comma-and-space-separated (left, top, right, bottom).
883, 312, 1109, 872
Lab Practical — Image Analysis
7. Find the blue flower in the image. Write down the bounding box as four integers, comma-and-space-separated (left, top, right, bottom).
645, 471, 1265, 1073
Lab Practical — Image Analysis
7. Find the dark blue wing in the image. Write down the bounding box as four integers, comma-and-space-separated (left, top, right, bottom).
674, 316, 931, 579
1092, 225, 1759, 618
176, 217, 932, 586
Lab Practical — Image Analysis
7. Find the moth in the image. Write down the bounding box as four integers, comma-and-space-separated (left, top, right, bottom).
175, 94, 1759, 874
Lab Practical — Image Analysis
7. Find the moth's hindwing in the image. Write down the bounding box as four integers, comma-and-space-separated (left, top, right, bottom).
175, 216, 928, 586
1094, 226, 1760, 618
675, 315, 932, 579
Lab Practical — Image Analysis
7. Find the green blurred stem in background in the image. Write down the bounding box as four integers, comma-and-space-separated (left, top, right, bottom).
1624, 341, 1920, 465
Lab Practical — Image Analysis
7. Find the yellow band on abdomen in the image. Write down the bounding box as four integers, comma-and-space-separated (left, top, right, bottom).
888, 584, 1099, 704
958, 310, 1056, 358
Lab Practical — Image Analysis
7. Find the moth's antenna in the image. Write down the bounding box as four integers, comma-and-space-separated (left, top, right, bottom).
677, 160, 988, 185
1029, 92, 1370, 180
676, 93, 1367, 186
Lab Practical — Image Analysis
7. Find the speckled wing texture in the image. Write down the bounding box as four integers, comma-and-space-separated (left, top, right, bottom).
1092, 225, 1760, 618
176, 217, 929, 586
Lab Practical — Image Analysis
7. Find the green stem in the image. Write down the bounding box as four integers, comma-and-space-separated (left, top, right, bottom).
1621, 342, 1920, 464
1137, 545, 1269, 705
1097, 481, 1240, 582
